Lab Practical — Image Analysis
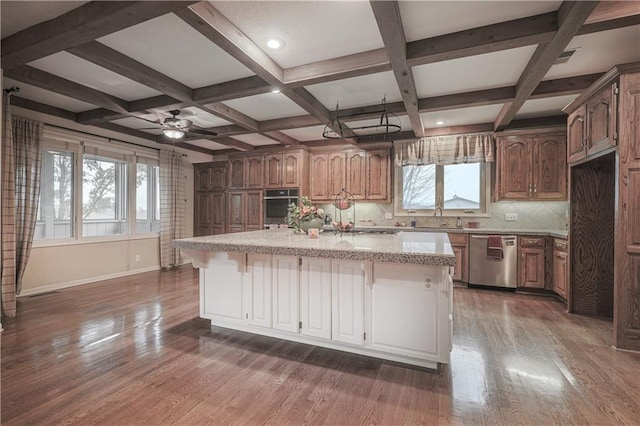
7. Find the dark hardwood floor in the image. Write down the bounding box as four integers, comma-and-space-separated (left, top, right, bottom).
2, 266, 639, 425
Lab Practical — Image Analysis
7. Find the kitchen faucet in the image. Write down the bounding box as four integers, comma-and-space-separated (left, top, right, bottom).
433, 205, 447, 227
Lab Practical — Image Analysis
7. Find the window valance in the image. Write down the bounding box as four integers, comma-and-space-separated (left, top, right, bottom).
394, 132, 495, 166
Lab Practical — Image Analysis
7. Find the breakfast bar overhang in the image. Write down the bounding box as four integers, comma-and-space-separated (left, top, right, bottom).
173, 229, 455, 369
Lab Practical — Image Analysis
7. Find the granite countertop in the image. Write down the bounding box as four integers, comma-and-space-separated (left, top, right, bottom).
326, 225, 568, 239
172, 229, 456, 266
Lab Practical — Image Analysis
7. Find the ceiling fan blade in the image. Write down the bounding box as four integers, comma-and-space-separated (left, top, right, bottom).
187, 128, 218, 137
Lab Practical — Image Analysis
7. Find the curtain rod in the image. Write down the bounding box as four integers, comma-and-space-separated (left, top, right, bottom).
42, 123, 187, 157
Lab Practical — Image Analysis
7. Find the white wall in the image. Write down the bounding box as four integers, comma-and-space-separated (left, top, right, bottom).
8, 104, 207, 296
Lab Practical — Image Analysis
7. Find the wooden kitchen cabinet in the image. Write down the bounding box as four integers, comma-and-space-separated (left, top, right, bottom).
366, 149, 390, 201
567, 81, 618, 164
195, 161, 227, 191
310, 152, 346, 201
518, 236, 546, 289
448, 233, 468, 283
495, 130, 567, 201
264, 150, 307, 189
228, 190, 263, 233
347, 151, 366, 199
553, 238, 568, 300
228, 155, 264, 189
194, 162, 227, 236
310, 148, 391, 202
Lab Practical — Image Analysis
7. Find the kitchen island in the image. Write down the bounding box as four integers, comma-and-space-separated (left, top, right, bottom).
172, 229, 455, 369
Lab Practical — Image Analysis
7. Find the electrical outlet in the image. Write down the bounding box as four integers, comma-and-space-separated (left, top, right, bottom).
505, 213, 518, 221
385, 212, 393, 219
135, 254, 141, 262
347, 212, 353, 220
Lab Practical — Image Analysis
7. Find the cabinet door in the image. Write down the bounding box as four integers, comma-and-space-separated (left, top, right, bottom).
195, 166, 211, 191
272, 255, 300, 334
331, 259, 364, 346
499, 137, 532, 199
263, 154, 282, 188
210, 191, 226, 235
244, 190, 263, 231
328, 152, 346, 200
347, 151, 366, 199
245, 156, 263, 188
535, 135, 567, 200
587, 83, 617, 155
310, 154, 329, 200
451, 245, 466, 282
194, 192, 213, 236
519, 247, 545, 288
366, 149, 390, 201
229, 158, 245, 188
282, 152, 301, 188
553, 250, 567, 299
300, 257, 332, 340
201, 252, 244, 323
210, 164, 227, 190
228, 191, 244, 233
567, 106, 587, 163
246, 253, 272, 328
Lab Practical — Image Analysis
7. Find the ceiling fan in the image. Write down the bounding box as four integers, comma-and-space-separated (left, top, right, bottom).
140, 109, 217, 139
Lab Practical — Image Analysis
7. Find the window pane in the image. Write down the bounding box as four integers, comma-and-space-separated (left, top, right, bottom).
136, 163, 160, 233
83, 156, 128, 236
443, 163, 481, 209
35, 149, 74, 240
136, 164, 148, 220
402, 165, 436, 209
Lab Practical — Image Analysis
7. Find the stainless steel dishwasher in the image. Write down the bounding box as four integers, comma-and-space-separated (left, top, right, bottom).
469, 235, 517, 288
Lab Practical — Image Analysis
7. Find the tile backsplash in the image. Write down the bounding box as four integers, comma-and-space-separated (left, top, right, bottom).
319, 200, 569, 230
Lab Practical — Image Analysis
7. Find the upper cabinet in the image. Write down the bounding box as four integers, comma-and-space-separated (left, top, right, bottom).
263, 150, 308, 189
195, 161, 227, 191
567, 81, 618, 164
229, 155, 264, 189
310, 148, 391, 202
495, 130, 567, 201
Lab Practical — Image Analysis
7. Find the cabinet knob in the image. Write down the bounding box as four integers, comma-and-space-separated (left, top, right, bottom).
533, 184, 537, 194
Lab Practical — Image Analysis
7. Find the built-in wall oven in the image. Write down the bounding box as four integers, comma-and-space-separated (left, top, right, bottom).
264, 189, 299, 227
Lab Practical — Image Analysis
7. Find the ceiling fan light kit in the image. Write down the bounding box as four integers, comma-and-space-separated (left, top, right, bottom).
322, 97, 402, 140
163, 128, 185, 139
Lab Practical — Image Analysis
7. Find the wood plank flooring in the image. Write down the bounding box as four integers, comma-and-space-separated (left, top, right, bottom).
2, 266, 639, 425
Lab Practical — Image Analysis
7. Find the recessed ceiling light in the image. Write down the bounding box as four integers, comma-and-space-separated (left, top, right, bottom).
266, 38, 283, 49
436, 120, 445, 125
271, 89, 281, 94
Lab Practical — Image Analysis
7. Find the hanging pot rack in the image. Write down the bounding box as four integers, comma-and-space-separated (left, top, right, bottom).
322, 96, 402, 140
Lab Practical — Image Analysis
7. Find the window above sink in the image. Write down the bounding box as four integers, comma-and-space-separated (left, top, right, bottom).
394, 163, 491, 218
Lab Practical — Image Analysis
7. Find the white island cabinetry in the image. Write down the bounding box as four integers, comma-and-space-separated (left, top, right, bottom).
177, 230, 455, 369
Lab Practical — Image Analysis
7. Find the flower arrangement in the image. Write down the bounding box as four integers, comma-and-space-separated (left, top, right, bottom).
287, 196, 324, 233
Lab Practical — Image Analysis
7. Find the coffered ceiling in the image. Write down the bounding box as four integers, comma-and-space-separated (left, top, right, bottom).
2, 1, 639, 156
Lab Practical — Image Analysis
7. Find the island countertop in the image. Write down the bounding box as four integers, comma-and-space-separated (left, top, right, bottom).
172, 229, 455, 266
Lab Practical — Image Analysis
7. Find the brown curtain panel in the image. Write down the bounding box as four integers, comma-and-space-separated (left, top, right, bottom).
1, 98, 43, 317
159, 149, 185, 268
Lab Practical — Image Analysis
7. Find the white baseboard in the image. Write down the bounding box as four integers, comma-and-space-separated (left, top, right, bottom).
18, 265, 162, 297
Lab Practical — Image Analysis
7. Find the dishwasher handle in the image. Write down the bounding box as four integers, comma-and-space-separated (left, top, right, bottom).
470, 235, 516, 241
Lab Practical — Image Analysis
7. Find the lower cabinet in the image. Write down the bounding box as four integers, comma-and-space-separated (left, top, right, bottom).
364, 263, 446, 359
299, 257, 332, 340
518, 236, 546, 289
447, 233, 468, 282
246, 253, 272, 328
195, 252, 452, 368
272, 255, 300, 333
553, 238, 568, 299
331, 259, 365, 346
